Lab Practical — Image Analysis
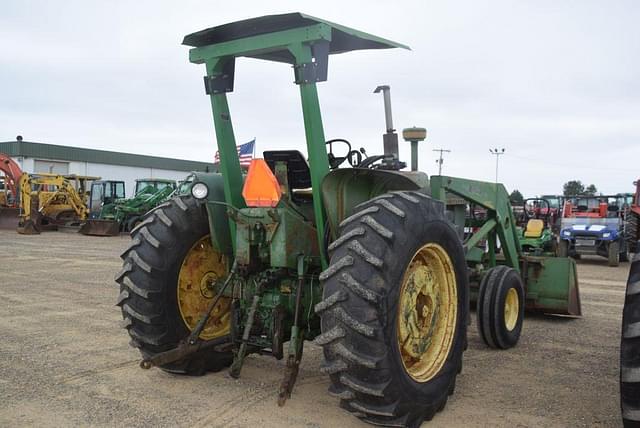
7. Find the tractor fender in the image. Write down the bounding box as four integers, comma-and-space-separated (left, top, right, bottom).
320, 168, 428, 240
190, 172, 234, 255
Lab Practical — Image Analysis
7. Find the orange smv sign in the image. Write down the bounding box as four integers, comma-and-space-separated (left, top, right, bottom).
241, 159, 282, 208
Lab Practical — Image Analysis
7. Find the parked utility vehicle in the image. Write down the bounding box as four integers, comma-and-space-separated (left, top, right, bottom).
559, 195, 631, 266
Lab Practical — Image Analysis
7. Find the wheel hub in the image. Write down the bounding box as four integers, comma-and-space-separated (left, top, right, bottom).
504, 287, 519, 331
199, 272, 220, 299
397, 243, 457, 383
177, 235, 231, 340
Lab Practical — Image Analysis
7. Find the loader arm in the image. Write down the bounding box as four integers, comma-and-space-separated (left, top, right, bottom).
430, 175, 580, 316
430, 175, 521, 270
115, 186, 174, 216
56, 180, 89, 220
35, 177, 87, 220
18, 173, 32, 221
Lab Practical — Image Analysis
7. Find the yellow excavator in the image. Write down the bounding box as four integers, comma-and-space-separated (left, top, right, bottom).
17, 173, 99, 234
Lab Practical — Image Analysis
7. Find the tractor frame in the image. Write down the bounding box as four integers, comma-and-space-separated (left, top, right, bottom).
117, 13, 582, 425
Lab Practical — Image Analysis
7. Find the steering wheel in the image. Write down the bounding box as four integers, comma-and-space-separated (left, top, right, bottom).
326, 139, 362, 169
524, 199, 550, 221
358, 154, 394, 169
525, 203, 537, 219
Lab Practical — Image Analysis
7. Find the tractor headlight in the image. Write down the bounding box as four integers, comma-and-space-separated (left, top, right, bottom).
602, 232, 611, 238
191, 182, 209, 200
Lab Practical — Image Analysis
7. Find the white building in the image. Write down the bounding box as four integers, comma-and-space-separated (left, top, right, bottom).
0, 138, 216, 198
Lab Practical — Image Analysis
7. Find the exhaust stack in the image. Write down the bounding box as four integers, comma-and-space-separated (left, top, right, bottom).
373, 85, 405, 170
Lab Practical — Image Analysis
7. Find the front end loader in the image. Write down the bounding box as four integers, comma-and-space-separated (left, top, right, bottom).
115, 13, 581, 427
78, 179, 126, 236
80, 179, 176, 236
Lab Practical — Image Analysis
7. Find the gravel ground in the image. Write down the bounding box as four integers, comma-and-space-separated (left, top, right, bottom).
0, 229, 629, 427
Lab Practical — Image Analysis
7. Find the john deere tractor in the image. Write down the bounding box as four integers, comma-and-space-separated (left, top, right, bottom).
116, 13, 580, 426
81, 178, 177, 236
517, 198, 558, 256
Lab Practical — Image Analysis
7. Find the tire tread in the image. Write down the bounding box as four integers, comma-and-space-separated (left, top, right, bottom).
317, 192, 467, 425
622, 258, 640, 425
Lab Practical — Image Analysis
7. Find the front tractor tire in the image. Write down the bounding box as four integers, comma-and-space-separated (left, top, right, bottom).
316, 191, 468, 427
476, 266, 525, 349
115, 195, 233, 375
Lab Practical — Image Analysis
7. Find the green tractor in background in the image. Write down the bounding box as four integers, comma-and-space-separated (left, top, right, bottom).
132, 178, 176, 196
115, 13, 581, 426
85, 179, 126, 219
81, 178, 176, 236
517, 198, 559, 256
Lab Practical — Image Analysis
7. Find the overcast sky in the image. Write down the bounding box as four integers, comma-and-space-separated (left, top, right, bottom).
1, 0, 638, 197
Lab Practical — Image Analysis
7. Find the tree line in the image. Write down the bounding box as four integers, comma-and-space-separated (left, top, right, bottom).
508, 180, 599, 205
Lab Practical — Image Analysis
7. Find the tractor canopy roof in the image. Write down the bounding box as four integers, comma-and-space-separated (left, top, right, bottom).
183, 12, 409, 64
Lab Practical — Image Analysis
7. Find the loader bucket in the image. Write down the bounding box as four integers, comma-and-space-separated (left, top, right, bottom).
17, 219, 41, 235
523, 256, 581, 316
79, 219, 120, 236
0, 207, 19, 230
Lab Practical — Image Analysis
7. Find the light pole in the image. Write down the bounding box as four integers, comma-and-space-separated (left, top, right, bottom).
432, 148, 451, 175
489, 148, 505, 183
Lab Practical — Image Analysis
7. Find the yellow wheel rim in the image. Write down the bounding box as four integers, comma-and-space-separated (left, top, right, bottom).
177, 235, 231, 340
397, 243, 458, 383
504, 288, 519, 332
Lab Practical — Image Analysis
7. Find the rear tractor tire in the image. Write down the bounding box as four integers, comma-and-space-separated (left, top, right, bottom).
621, 254, 640, 427
476, 266, 525, 349
316, 191, 468, 426
115, 195, 233, 375
621, 243, 630, 263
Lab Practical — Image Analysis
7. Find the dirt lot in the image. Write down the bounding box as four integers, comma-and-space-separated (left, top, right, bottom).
0, 229, 629, 427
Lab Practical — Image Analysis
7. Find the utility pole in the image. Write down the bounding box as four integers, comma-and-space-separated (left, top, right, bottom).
489, 148, 505, 183
432, 148, 451, 175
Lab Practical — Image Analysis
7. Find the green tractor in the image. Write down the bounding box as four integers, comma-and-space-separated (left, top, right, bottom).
116, 13, 581, 426
85, 180, 126, 219
133, 178, 176, 196
517, 198, 558, 256
81, 178, 176, 236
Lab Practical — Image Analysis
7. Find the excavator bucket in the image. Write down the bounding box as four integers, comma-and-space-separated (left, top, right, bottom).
17, 219, 41, 235
79, 219, 120, 236
17, 194, 44, 235
0, 207, 19, 230
523, 256, 581, 316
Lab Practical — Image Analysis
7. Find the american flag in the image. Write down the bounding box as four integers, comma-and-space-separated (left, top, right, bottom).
214, 139, 255, 167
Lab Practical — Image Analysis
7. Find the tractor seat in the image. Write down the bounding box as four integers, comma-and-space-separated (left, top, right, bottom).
263, 150, 311, 190
524, 219, 544, 238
